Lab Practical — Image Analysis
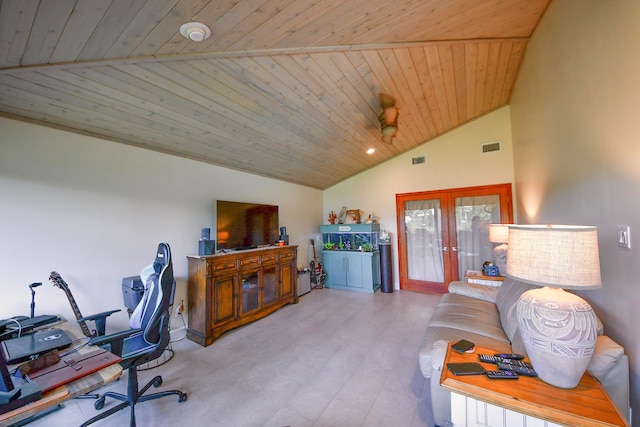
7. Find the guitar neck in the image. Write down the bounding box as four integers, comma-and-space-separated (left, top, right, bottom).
64, 289, 92, 337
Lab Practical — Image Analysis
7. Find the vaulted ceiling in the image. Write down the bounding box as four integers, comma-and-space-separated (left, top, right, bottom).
0, 0, 551, 189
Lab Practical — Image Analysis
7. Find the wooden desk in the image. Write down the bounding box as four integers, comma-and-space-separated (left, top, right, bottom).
464, 273, 505, 286
0, 319, 123, 427
440, 344, 629, 427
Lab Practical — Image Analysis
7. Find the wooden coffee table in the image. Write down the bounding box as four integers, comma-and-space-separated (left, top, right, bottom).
440, 343, 629, 427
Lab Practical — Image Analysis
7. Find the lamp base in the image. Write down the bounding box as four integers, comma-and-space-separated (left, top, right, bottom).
517, 287, 598, 389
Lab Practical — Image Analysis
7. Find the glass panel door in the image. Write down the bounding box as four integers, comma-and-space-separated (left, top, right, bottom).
455, 194, 501, 278
397, 184, 512, 294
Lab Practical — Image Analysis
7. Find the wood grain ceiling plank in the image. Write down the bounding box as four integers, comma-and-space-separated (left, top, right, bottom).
20, 0, 76, 66
500, 40, 527, 105
385, 47, 434, 144
422, 45, 452, 133
76, 0, 147, 61
267, 0, 349, 48
472, 42, 489, 119
0, 0, 39, 68
49, 0, 113, 64
184, 0, 271, 54
490, 41, 514, 109
464, 43, 477, 122
436, 44, 460, 129
246, 54, 371, 169
207, 0, 298, 52
405, 46, 439, 139
481, 41, 503, 113
104, 0, 181, 59
150, 59, 339, 165
236, 0, 327, 51
451, 43, 468, 125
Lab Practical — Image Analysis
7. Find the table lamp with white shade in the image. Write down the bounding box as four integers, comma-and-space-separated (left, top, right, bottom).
488, 224, 509, 276
506, 225, 602, 389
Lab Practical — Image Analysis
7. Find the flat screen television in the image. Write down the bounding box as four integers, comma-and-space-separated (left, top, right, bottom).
216, 200, 279, 251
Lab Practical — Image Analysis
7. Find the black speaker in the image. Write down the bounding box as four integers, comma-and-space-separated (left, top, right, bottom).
199, 239, 215, 255
201, 228, 211, 240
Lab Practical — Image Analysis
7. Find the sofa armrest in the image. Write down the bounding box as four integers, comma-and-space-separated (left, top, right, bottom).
587, 335, 629, 420
448, 281, 500, 303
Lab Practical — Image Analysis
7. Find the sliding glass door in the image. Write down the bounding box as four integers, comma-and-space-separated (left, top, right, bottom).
396, 184, 512, 294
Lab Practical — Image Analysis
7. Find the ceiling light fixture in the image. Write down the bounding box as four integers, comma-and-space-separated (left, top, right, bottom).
179, 22, 211, 42
379, 94, 398, 144
367, 148, 375, 155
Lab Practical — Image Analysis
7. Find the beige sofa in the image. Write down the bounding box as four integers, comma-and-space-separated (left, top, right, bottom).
418, 278, 630, 427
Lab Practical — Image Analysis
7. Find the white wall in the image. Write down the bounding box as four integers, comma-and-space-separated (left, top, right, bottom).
323, 107, 516, 288
509, 1, 640, 421
0, 117, 322, 331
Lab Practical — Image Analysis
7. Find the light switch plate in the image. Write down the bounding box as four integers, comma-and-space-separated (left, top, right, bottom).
617, 226, 631, 249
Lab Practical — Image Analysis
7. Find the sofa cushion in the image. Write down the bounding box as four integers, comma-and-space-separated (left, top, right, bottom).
587, 335, 625, 380
495, 278, 538, 343
429, 293, 508, 342
448, 281, 500, 303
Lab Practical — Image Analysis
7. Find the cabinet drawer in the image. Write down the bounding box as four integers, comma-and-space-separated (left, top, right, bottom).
208, 260, 237, 274
238, 256, 260, 268
261, 253, 277, 264
278, 250, 294, 261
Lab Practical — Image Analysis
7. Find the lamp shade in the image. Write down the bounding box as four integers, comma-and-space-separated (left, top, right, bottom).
506, 225, 602, 290
488, 224, 509, 243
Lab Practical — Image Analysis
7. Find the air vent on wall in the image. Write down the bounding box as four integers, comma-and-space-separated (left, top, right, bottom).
412, 156, 426, 165
482, 142, 501, 153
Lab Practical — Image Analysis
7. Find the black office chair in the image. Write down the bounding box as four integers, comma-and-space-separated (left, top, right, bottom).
81, 243, 187, 427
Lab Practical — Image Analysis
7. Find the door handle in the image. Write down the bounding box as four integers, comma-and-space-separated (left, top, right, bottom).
442, 247, 448, 252
451, 247, 458, 252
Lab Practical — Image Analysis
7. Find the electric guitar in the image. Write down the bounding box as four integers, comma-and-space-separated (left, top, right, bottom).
309, 239, 326, 288
49, 271, 94, 337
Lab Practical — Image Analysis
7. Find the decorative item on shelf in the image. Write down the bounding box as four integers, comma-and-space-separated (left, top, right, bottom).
328, 211, 337, 224
380, 230, 390, 244
489, 224, 509, 275
482, 261, 500, 277
346, 209, 361, 224
507, 224, 602, 389
338, 206, 347, 224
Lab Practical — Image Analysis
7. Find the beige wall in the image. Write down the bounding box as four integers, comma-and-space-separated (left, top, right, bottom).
323, 106, 516, 288
0, 117, 323, 331
510, 0, 640, 421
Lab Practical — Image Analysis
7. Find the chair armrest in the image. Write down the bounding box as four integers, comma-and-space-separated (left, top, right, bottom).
78, 309, 121, 336
88, 328, 141, 357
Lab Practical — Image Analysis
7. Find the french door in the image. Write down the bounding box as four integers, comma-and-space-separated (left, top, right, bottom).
396, 184, 513, 294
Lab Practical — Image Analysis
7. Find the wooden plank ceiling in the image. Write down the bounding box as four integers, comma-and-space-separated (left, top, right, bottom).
0, 0, 550, 189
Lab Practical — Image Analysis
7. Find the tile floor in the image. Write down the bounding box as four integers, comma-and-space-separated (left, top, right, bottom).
25, 288, 441, 427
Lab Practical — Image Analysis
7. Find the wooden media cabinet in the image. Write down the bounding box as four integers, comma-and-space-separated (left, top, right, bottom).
187, 245, 298, 346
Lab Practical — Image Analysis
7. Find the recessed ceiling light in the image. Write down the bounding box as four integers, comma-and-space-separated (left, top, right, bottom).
179, 22, 211, 42
366, 148, 375, 155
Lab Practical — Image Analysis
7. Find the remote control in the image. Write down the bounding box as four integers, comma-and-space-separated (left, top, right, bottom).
500, 359, 533, 369
478, 354, 501, 364
494, 353, 525, 360
486, 370, 519, 379
497, 362, 538, 377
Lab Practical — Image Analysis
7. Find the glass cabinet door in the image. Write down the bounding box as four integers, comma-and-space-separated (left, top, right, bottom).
241, 271, 259, 313
262, 266, 277, 306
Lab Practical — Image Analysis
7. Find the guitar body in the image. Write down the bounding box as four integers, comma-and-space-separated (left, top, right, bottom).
49, 271, 94, 338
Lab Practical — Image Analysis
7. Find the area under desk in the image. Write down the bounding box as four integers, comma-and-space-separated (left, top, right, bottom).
0, 317, 123, 427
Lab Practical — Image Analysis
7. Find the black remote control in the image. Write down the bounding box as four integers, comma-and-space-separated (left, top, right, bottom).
497, 362, 538, 377
494, 353, 525, 360
486, 370, 519, 379
500, 359, 533, 369
478, 354, 501, 364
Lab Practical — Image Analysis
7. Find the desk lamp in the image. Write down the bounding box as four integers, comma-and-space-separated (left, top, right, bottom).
506, 225, 602, 389
488, 224, 509, 276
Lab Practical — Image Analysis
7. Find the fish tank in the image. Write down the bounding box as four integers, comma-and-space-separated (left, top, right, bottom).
320, 224, 380, 252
